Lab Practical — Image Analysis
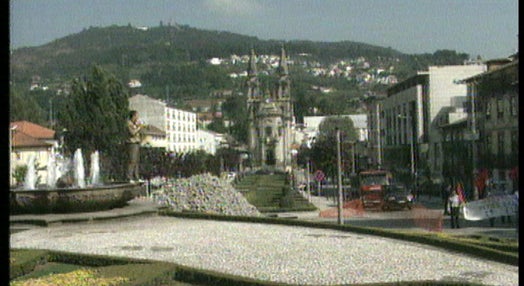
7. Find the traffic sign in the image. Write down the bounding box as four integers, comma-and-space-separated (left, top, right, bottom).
314, 170, 325, 182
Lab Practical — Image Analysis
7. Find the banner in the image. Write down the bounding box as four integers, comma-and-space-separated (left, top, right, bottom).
462, 194, 518, 221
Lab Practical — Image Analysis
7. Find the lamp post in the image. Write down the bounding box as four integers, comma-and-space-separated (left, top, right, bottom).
239, 152, 249, 174
9, 125, 18, 186
336, 128, 344, 225
305, 157, 311, 202
376, 102, 382, 169
398, 114, 415, 186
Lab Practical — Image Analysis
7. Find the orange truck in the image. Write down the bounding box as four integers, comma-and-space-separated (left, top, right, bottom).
358, 170, 392, 209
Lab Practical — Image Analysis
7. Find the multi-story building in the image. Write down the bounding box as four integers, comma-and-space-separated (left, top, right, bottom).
461, 56, 518, 197
129, 94, 197, 153
374, 64, 486, 185
364, 95, 386, 169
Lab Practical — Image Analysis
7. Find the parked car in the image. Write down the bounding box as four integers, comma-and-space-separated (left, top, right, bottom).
382, 184, 413, 210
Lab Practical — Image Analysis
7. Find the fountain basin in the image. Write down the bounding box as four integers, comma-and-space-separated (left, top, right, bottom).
10, 183, 146, 214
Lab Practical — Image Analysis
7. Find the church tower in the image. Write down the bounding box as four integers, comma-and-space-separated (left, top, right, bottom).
246, 46, 294, 169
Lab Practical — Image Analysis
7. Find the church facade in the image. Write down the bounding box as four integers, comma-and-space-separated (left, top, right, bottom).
246, 47, 295, 169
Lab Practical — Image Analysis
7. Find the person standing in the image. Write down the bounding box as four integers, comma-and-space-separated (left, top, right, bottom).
127, 110, 144, 183
441, 183, 451, 215
448, 189, 462, 228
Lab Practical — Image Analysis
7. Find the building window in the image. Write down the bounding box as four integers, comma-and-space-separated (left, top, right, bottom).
486, 134, 492, 155
511, 130, 518, 153
498, 132, 504, 156
510, 96, 518, 116
497, 98, 504, 119
485, 101, 492, 120
433, 143, 439, 169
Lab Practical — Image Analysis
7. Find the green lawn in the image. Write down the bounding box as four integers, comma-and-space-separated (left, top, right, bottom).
235, 174, 317, 212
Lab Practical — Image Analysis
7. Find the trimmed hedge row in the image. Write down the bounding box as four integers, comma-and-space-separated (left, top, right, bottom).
10, 249, 48, 279
10, 249, 293, 286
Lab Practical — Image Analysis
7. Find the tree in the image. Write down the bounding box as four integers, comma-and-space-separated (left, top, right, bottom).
57, 65, 130, 181
9, 88, 47, 125
308, 116, 358, 181
206, 117, 228, 134
222, 95, 248, 143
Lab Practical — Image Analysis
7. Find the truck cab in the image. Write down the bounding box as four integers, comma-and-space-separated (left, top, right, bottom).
358, 170, 392, 209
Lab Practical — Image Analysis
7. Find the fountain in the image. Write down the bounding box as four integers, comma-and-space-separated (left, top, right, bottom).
73, 148, 86, 188
89, 151, 100, 186
46, 153, 56, 189
10, 148, 145, 214
23, 154, 37, 190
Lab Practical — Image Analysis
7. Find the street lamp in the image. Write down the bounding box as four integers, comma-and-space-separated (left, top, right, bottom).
398, 114, 415, 186
239, 152, 249, 174
336, 128, 343, 225
10, 124, 18, 186
376, 103, 383, 169
290, 149, 298, 168
304, 156, 311, 202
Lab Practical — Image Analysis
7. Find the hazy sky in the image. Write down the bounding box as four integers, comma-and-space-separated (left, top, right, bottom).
10, 0, 518, 59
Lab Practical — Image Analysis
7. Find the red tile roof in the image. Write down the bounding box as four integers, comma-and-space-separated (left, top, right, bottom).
10, 121, 55, 147
11, 121, 55, 139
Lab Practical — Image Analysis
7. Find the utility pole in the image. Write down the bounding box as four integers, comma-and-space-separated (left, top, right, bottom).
398, 114, 415, 186
376, 103, 382, 169
352, 142, 356, 175
471, 82, 479, 200
9, 125, 18, 186
306, 158, 311, 202
49, 97, 53, 127
336, 128, 344, 225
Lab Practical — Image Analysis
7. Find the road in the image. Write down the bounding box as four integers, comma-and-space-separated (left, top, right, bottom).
290, 191, 518, 240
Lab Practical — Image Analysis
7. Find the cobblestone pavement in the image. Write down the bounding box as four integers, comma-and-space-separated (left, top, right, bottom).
10, 195, 518, 285
10, 216, 518, 285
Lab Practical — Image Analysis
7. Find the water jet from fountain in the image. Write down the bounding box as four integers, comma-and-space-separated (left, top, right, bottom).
89, 151, 100, 186
73, 148, 86, 188
24, 154, 37, 190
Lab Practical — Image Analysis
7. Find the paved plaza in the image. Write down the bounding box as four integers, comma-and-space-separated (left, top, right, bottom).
10, 195, 519, 285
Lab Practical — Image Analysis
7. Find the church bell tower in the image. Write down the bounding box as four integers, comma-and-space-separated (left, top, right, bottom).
246, 46, 294, 169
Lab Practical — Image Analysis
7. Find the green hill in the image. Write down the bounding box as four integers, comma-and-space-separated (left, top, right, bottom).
9, 24, 470, 129
10, 24, 469, 92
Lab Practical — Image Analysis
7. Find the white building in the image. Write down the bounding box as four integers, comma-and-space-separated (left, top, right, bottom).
303, 114, 368, 147
141, 125, 167, 148
196, 129, 226, 155
10, 121, 59, 186
129, 94, 198, 153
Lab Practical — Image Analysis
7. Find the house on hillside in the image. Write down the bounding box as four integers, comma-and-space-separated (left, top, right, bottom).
10, 121, 58, 186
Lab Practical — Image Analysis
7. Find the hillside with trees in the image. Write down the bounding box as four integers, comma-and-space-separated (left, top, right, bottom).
10, 23, 470, 131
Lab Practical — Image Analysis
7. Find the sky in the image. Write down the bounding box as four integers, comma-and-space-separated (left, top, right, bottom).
10, 0, 519, 60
